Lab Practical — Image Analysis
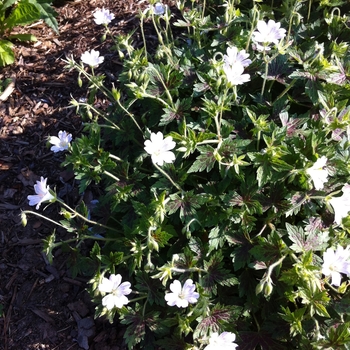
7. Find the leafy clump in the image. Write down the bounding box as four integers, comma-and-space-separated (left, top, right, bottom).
0, 0, 58, 66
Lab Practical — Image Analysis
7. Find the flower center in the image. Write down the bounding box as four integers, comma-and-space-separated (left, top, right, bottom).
178, 291, 185, 299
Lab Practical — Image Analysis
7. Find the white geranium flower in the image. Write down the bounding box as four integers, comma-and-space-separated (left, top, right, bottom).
93, 8, 115, 25
27, 177, 55, 210
253, 20, 286, 51
222, 46, 251, 85
224, 63, 251, 85
144, 131, 176, 166
98, 274, 132, 310
306, 156, 329, 190
224, 46, 252, 68
204, 332, 239, 350
153, 2, 166, 15
49, 130, 72, 153
165, 279, 199, 308
322, 246, 350, 286
329, 184, 350, 225
81, 49, 104, 67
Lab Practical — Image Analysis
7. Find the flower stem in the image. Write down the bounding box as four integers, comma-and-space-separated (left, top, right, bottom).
128, 295, 148, 303
104, 170, 120, 182
22, 210, 66, 229
115, 98, 143, 133
245, 6, 258, 52
171, 267, 207, 274
154, 163, 183, 192
73, 101, 120, 130
109, 154, 123, 162
196, 139, 220, 146
139, 13, 148, 61
261, 52, 269, 96
56, 198, 123, 234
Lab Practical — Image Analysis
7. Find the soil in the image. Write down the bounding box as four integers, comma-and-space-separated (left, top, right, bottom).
0, 0, 171, 349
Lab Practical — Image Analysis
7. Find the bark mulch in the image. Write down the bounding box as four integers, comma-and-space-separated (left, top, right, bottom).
0, 0, 172, 348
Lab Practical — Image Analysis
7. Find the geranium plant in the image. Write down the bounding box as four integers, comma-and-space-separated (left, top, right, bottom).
23, 0, 350, 349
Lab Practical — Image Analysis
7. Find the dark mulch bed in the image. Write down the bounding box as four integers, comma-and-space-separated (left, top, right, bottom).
0, 0, 175, 348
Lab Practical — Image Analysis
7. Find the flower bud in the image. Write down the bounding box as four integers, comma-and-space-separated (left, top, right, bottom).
255, 281, 264, 295
21, 212, 27, 227
144, 261, 155, 272
214, 149, 222, 162
118, 50, 124, 59
112, 87, 120, 101
264, 282, 273, 297
147, 237, 159, 252
77, 76, 83, 88
216, 76, 223, 89
60, 209, 72, 219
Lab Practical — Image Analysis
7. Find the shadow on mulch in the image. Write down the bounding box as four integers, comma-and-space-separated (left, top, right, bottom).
0, 0, 174, 348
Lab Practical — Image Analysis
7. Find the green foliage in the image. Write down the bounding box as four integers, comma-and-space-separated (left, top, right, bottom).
33, 0, 350, 348
0, 0, 58, 67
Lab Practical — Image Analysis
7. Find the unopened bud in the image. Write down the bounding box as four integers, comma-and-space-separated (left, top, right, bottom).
21, 212, 27, 227
216, 76, 223, 89
118, 50, 125, 60
144, 261, 155, 272
77, 76, 83, 88
112, 87, 120, 101
264, 282, 273, 297
255, 281, 264, 295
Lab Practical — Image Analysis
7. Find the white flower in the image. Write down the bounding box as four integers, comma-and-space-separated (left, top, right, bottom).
322, 246, 350, 286
222, 46, 251, 85
144, 131, 176, 166
329, 184, 350, 225
306, 156, 329, 190
49, 130, 72, 153
153, 2, 166, 15
224, 63, 251, 85
93, 8, 115, 25
224, 46, 252, 68
98, 274, 132, 310
164, 279, 199, 308
204, 332, 239, 350
253, 20, 286, 51
81, 49, 104, 67
27, 177, 55, 210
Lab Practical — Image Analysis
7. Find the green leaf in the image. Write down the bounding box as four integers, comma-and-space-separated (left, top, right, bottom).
327, 323, 350, 346
239, 330, 287, 350
29, 0, 59, 33
135, 271, 165, 306
5, 0, 40, 29
286, 223, 329, 253
99, 252, 124, 273
0, 39, 14, 66
280, 306, 306, 337
120, 305, 146, 348
166, 191, 207, 221
2, 0, 18, 10
8, 33, 37, 41
42, 231, 56, 264
195, 303, 241, 337
187, 145, 216, 173
160, 98, 192, 126
229, 235, 253, 271
155, 335, 190, 350
202, 251, 238, 295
